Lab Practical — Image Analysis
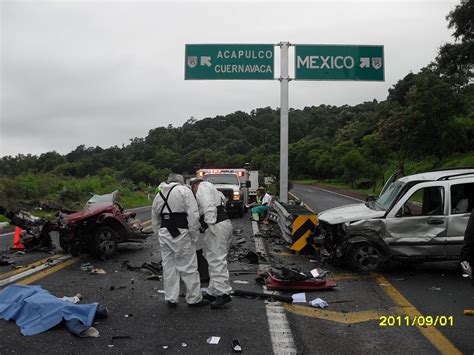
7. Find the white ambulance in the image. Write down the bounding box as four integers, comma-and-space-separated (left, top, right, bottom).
196, 168, 259, 218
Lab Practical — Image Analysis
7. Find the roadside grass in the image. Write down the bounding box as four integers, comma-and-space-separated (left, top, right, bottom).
438, 153, 474, 169
31, 210, 56, 219
119, 191, 152, 209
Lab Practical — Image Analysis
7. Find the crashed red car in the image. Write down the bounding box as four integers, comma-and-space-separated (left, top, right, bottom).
3, 191, 151, 258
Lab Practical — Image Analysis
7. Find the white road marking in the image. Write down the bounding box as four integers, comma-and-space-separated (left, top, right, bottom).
252, 221, 297, 355
0, 232, 14, 237
295, 185, 364, 203
0, 255, 72, 287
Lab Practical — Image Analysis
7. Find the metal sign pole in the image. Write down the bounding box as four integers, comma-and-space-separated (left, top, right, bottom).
279, 42, 289, 203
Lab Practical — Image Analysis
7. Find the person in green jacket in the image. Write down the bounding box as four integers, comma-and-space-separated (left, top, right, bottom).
251, 187, 272, 221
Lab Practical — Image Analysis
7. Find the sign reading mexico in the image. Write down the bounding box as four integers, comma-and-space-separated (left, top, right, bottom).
185, 44, 274, 80
295, 45, 384, 81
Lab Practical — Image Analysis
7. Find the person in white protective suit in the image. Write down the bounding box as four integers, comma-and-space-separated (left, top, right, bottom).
191, 179, 233, 309
151, 173, 209, 308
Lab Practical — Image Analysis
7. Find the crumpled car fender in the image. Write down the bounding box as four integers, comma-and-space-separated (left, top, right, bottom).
95, 213, 130, 239
345, 220, 392, 257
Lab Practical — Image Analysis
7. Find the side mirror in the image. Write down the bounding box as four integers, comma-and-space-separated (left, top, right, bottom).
245, 181, 251, 188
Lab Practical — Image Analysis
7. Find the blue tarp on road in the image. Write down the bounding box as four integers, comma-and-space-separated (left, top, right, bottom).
0, 284, 98, 336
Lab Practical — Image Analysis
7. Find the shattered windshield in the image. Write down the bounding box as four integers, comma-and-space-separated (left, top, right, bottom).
374, 180, 405, 210
203, 174, 239, 185
86, 190, 119, 205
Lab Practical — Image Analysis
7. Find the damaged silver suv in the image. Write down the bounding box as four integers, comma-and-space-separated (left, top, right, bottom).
317, 168, 474, 271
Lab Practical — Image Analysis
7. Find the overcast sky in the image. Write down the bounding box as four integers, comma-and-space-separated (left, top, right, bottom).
0, 0, 459, 157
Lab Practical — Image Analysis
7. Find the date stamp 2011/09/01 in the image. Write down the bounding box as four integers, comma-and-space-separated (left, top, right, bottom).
379, 315, 454, 327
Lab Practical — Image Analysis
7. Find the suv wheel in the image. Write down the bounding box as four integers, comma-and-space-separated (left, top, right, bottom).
92, 225, 118, 258
347, 243, 383, 272
238, 206, 244, 218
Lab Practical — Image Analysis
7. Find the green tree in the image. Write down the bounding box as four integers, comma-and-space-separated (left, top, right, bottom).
362, 133, 389, 190
341, 148, 367, 188
405, 71, 463, 161
436, 0, 473, 80
332, 141, 358, 177
36, 151, 66, 173
123, 161, 156, 184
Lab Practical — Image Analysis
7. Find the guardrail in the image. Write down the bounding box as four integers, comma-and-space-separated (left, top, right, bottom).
268, 201, 293, 243
267, 201, 317, 251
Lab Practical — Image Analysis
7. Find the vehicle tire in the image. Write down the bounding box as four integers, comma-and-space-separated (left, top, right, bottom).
91, 225, 118, 258
347, 243, 383, 272
59, 233, 70, 253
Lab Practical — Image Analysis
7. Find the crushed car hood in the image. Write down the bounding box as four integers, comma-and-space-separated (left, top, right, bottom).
65, 202, 115, 224
318, 203, 385, 225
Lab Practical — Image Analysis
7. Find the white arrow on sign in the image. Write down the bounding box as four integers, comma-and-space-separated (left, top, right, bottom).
359, 57, 370, 68
200, 56, 212, 67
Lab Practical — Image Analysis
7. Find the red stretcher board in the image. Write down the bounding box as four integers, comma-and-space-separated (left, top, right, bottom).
265, 273, 337, 291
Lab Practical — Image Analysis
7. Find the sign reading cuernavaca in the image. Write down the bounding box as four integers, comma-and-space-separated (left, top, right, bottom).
185, 42, 384, 203
185, 44, 274, 80
295, 45, 384, 81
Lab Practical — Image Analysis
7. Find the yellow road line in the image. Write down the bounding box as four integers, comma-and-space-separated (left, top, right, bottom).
372, 273, 461, 355
284, 304, 402, 324
330, 272, 371, 281
0, 254, 64, 281
16, 257, 79, 285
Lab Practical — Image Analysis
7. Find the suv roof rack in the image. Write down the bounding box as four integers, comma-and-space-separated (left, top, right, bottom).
431, 166, 474, 172
437, 172, 474, 181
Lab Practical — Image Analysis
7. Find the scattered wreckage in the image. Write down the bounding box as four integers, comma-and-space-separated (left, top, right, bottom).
314, 168, 474, 271
1, 191, 152, 258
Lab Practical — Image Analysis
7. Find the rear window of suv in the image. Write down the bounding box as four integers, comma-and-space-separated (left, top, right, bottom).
450, 182, 474, 214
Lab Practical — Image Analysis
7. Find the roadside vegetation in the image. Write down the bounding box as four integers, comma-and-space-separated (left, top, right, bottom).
296, 152, 474, 198
0, 0, 472, 217
0, 173, 152, 223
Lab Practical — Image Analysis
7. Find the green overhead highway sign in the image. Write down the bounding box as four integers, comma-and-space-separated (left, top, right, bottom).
185, 44, 274, 80
295, 45, 384, 81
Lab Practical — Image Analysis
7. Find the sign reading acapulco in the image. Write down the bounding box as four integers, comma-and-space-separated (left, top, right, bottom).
185, 44, 274, 80
185, 42, 384, 203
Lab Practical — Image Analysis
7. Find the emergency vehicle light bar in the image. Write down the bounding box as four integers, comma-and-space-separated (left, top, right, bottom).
197, 169, 246, 177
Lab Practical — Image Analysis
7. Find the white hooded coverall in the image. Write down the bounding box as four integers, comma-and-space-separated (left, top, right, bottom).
195, 181, 233, 296
151, 182, 202, 304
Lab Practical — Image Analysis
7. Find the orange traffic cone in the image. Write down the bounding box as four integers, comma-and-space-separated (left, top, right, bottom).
13, 227, 25, 250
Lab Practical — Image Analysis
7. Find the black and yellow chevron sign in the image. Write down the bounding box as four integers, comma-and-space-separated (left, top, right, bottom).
290, 215, 318, 251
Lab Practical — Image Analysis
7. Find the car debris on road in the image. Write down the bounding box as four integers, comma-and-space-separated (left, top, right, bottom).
231, 339, 242, 352
232, 289, 293, 303
310, 297, 329, 308
256, 266, 336, 291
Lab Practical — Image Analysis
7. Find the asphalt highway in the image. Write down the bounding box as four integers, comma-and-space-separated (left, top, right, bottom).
0, 188, 472, 354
